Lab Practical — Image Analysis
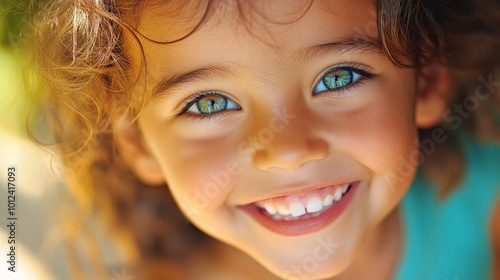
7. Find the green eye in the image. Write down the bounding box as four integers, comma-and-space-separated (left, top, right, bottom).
313, 68, 363, 95
187, 93, 240, 115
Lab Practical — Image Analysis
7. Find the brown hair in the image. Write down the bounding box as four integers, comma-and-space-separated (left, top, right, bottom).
23, 0, 500, 278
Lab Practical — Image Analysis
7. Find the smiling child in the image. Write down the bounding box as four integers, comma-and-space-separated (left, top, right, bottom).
26, 0, 500, 279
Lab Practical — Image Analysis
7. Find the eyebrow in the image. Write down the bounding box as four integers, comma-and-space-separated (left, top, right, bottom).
152, 36, 382, 97
302, 36, 383, 61
152, 66, 233, 98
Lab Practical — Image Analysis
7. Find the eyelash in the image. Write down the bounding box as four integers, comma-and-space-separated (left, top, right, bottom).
312, 65, 374, 96
176, 91, 236, 120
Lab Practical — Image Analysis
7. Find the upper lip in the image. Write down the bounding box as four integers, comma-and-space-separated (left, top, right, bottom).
237, 179, 359, 206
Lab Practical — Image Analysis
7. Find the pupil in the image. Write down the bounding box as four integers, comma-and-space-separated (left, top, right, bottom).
323, 70, 352, 89
197, 95, 227, 114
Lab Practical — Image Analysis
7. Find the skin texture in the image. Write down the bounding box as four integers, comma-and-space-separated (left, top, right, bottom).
116, 0, 458, 279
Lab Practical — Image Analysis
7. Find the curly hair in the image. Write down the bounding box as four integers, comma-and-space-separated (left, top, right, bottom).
23, 0, 500, 278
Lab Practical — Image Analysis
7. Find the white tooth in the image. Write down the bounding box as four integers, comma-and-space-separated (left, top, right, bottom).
323, 194, 335, 206
306, 197, 323, 213
272, 214, 283, 221
289, 202, 306, 217
277, 205, 290, 216
333, 188, 342, 201
342, 184, 349, 194
264, 203, 277, 215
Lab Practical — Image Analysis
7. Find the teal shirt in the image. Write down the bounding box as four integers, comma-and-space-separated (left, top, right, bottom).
394, 134, 500, 280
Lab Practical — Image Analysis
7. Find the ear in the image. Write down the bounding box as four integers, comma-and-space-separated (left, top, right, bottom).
415, 64, 454, 128
113, 115, 165, 186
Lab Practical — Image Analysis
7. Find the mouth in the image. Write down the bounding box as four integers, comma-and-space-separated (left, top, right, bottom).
239, 181, 359, 236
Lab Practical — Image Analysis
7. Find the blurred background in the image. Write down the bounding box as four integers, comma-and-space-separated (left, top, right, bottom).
0, 2, 168, 279
0, 1, 80, 279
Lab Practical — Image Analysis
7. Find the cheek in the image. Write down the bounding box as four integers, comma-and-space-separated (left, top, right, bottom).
344, 73, 419, 173
141, 120, 243, 213
349, 74, 419, 214
349, 102, 417, 172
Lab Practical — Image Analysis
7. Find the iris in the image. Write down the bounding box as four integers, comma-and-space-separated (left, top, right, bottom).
313, 68, 362, 95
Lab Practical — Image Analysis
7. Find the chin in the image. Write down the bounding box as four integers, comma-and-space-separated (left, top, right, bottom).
267, 258, 351, 280
244, 239, 356, 280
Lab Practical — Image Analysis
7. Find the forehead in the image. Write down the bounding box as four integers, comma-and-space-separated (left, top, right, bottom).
133, 0, 377, 44
124, 0, 381, 92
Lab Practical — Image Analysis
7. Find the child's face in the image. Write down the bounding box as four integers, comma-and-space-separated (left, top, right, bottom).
127, 0, 420, 278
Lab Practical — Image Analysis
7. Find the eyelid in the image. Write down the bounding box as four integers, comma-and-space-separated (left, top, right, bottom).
176, 91, 216, 115
312, 63, 375, 95
318, 62, 373, 76
176, 90, 241, 118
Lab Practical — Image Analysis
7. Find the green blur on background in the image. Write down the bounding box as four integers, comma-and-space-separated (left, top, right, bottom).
0, 0, 30, 47
0, 0, 32, 136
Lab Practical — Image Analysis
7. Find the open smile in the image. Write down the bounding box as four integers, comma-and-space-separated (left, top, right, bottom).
240, 181, 360, 236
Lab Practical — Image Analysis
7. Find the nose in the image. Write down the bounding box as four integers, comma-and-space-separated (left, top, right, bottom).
252, 132, 329, 171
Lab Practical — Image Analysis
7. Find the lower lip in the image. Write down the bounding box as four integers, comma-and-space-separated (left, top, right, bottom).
239, 182, 360, 236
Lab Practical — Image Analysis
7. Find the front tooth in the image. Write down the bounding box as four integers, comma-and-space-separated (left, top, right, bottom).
306, 197, 323, 213
277, 205, 290, 216
333, 188, 343, 201
272, 214, 283, 221
289, 202, 306, 217
323, 194, 335, 206
264, 203, 277, 215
